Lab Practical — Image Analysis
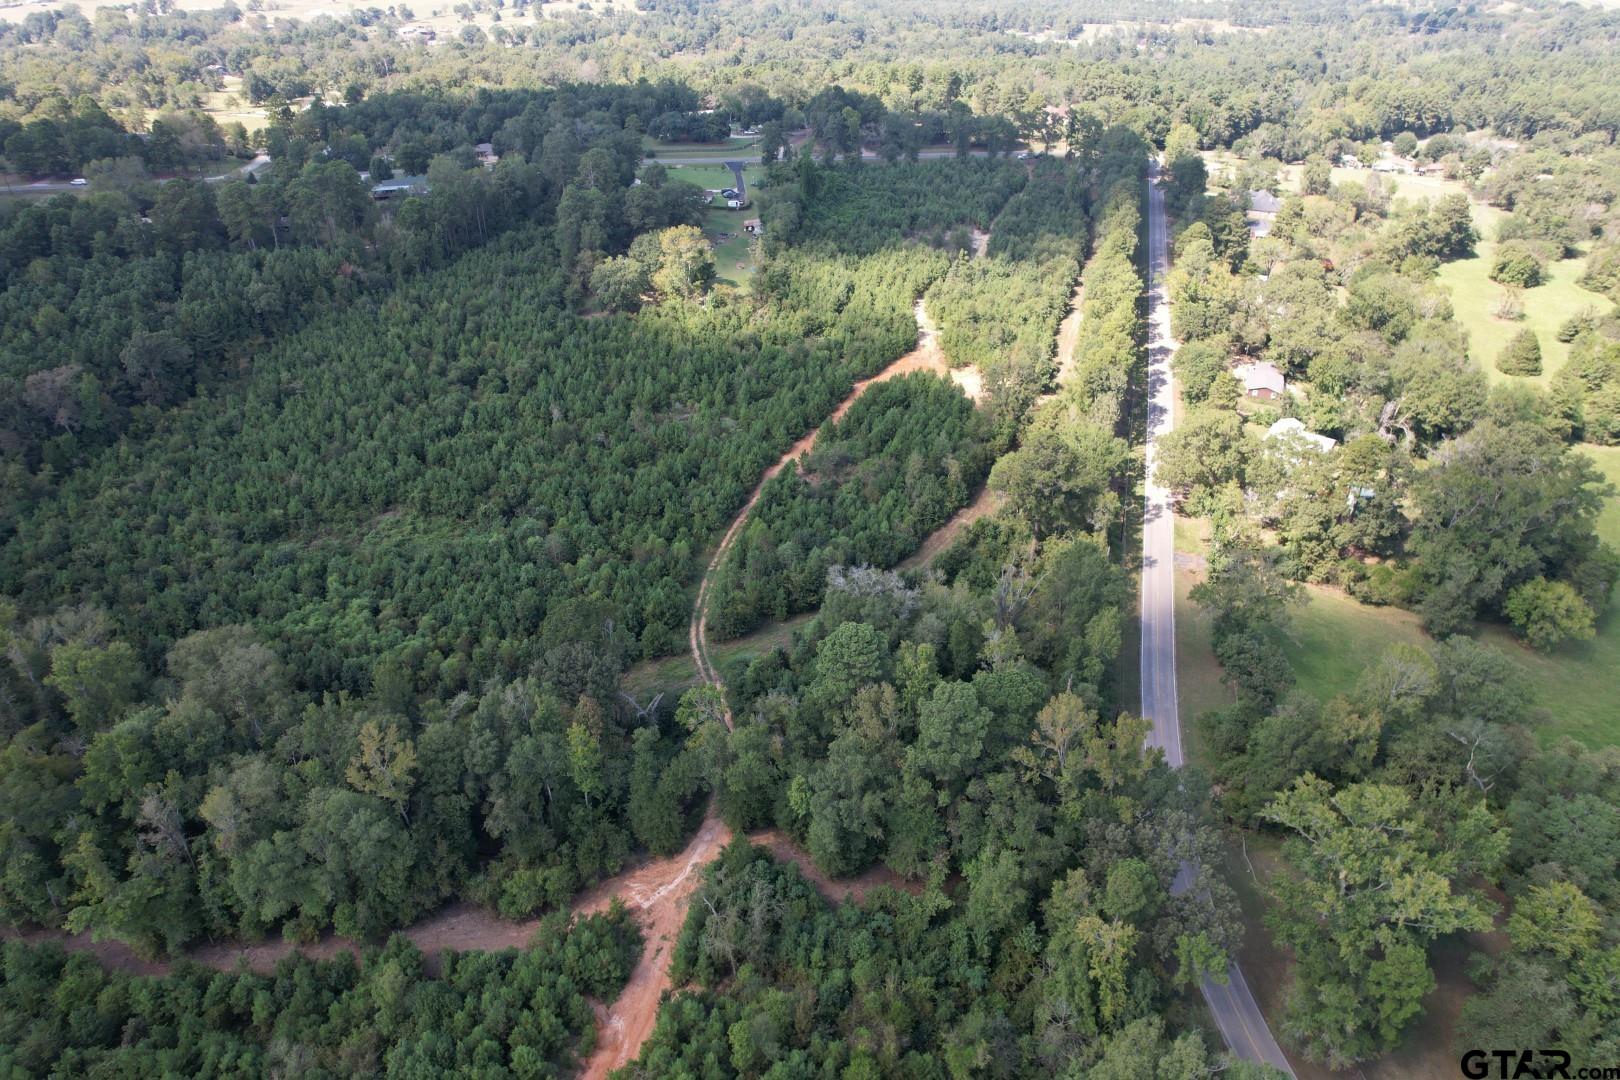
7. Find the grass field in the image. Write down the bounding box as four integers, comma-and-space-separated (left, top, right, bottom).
619, 614, 811, 707
1271, 445, 1620, 746
1476, 443, 1620, 746
703, 206, 760, 288
1437, 241, 1610, 385
200, 77, 271, 130
1176, 443, 1620, 749
661, 162, 761, 193
1174, 566, 1230, 771
1279, 586, 1429, 704
645, 136, 760, 160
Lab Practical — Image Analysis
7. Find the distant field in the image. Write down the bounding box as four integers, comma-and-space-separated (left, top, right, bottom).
0, 0, 611, 32
662, 162, 759, 192
1437, 240, 1609, 385
200, 76, 270, 131
1011, 18, 1270, 45
645, 136, 760, 158
1202, 150, 1505, 233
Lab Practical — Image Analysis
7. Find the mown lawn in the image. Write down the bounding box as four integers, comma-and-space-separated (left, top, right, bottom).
703, 206, 760, 288
1278, 586, 1429, 704
1274, 582, 1620, 750
1477, 443, 1620, 747
644, 135, 760, 158
661, 162, 758, 192
1437, 241, 1610, 385
1267, 446, 1620, 747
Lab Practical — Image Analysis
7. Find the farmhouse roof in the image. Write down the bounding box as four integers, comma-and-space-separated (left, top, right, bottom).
1248, 189, 1282, 214
1233, 361, 1285, 395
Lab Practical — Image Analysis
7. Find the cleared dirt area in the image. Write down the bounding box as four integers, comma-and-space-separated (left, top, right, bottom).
750, 829, 921, 905
576, 813, 735, 1079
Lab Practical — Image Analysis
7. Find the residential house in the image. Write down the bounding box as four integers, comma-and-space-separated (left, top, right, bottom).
1247, 189, 1281, 237
1233, 361, 1285, 400
371, 175, 430, 200
1266, 417, 1337, 453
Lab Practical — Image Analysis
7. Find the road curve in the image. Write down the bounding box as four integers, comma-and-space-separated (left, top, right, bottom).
1141, 161, 1297, 1077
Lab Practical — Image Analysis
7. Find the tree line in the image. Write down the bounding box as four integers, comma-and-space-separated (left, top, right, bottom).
1, 81, 701, 500
0, 908, 639, 1075
611, 133, 1265, 1079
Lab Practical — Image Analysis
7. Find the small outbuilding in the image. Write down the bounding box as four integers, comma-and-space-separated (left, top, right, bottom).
1233, 361, 1285, 401
742, 218, 763, 234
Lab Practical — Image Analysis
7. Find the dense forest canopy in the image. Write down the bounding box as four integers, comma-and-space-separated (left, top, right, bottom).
4, 0, 1618, 165
1, 0, 1620, 1076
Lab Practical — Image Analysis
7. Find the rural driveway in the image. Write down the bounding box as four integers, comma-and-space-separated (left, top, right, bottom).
1142, 160, 1297, 1077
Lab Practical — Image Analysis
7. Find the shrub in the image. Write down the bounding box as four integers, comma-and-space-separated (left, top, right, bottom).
1491, 286, 1525, 321
1351, 562, 1421, 607
1496, 329, 1542, 376
1505, 577, 1597, 650
1557, 309, 1597, 343
1489, 242, 1545, 289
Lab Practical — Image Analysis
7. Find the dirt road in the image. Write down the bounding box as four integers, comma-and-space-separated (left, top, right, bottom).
687, 298, 970, 697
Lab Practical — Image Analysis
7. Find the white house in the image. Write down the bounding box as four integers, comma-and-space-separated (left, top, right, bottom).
1266, 417, 1337, 453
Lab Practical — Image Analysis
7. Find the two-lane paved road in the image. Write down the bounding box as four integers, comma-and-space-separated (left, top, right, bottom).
1141, 161, 1296, 1077
9, 154, 272, 195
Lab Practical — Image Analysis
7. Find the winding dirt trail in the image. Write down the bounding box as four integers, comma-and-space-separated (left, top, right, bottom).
687, 298, 970, 706
585, 293, 978, 1077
